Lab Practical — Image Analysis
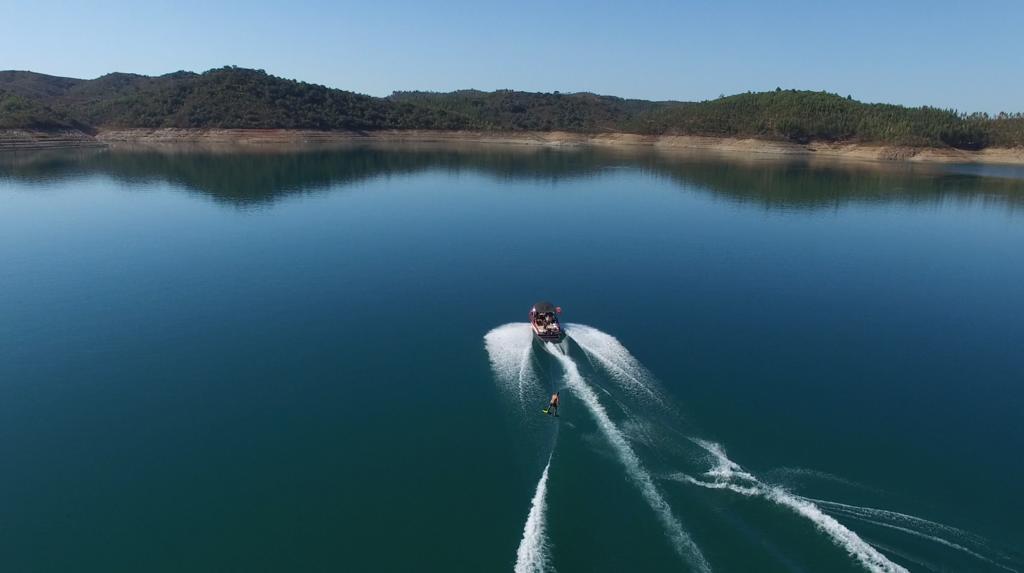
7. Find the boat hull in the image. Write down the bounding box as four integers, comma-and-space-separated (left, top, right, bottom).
533, 330, 566, 343
529, 301, 565, 343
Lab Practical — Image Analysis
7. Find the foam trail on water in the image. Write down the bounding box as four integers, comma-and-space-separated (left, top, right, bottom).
841, 516, 1017, 573
565, 323, 666, 407
515, 455, 555, 573
804, 498, 991, 549
516, 324, 1010, 572
805, 500, 1018, 572
766, 467, 883, 494
485, 323, 540, 405
865, 541, 944, 573
542, 344, 710, 573
674, 440, 908, 573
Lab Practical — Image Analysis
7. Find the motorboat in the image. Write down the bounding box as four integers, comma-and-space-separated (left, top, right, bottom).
529, 301, 565, 343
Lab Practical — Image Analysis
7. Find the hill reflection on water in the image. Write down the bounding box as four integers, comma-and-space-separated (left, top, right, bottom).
2, 142, 1023, 209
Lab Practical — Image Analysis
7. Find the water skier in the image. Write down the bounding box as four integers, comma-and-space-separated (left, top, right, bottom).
546, 391, 560, 416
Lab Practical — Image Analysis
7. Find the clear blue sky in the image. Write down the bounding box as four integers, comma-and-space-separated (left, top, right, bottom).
4, 0, 1022, 112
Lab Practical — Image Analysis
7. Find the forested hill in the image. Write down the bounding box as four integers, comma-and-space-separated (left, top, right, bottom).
1, 66, 1022, 149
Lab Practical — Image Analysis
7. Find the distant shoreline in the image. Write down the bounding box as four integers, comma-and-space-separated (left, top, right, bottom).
2, 128, 1023, 165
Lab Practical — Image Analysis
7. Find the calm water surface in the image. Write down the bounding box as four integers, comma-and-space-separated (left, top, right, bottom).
1, 145, 1022, 572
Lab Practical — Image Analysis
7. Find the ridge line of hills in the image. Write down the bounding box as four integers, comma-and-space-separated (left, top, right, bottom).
1, 66, 1022, 150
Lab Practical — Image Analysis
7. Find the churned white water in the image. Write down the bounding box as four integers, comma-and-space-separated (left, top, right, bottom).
489, 322, 1013, 573
484, 323, 540, 406
675, 440, 908, 573
542, 343, 711, 573
515, 456, 555, 573
565, 323, 666, 407
806, 499, 1018, 572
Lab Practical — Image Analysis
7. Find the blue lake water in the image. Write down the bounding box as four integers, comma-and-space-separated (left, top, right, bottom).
1, 145, 1022, 572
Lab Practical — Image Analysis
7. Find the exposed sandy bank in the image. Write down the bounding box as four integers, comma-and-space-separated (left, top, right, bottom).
3, 128, 1023, 165
94, 129, 1024, 165
0, 129, 104, 151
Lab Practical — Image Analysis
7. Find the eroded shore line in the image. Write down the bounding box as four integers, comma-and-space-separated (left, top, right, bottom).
2, 127, 1023, 165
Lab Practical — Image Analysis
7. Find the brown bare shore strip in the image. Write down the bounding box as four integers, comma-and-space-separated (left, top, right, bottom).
0, 129, 105, 151
2, 128, 1023, 165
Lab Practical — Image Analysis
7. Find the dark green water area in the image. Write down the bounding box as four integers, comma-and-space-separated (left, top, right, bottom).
2, 145, 1022, 572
